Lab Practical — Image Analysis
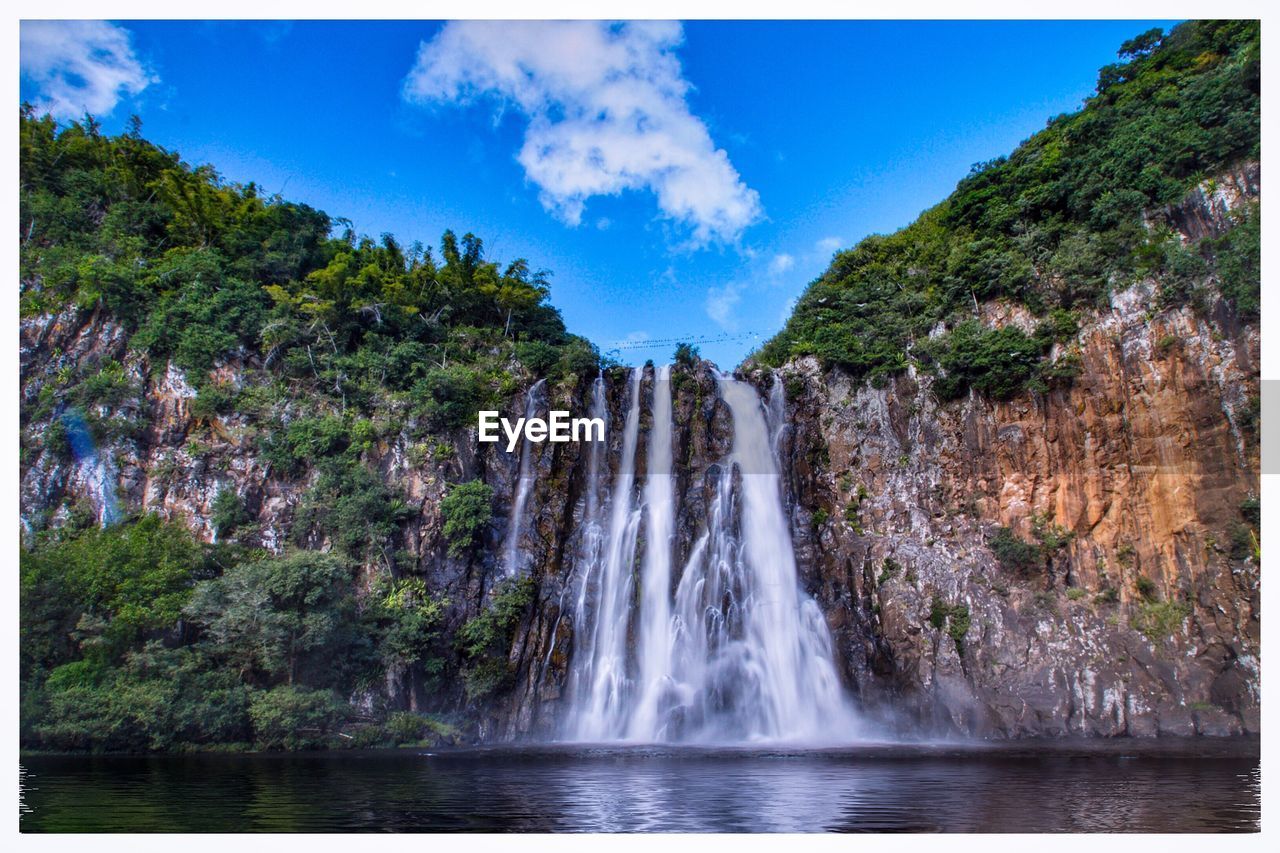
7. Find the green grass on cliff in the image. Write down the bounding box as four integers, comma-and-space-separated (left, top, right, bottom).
756, 20, 1260, 397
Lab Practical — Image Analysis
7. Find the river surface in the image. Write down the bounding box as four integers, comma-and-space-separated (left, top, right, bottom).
20, 740, 1260, 832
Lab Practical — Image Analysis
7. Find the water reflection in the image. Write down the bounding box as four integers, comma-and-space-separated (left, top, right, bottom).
20, 743, 1261, 833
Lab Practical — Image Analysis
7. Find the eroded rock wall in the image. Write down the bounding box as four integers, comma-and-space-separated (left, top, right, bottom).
19, 169, 1260, 741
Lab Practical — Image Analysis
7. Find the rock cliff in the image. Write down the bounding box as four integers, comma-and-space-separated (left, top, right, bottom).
19, 167, 1260, 741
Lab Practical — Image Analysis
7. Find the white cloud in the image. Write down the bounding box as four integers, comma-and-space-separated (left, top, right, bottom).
768, 253, 795, 276
20, 21, 155, 120
403, 21, 762, 246
705, 282, 742, 330
815, 236, 844, 254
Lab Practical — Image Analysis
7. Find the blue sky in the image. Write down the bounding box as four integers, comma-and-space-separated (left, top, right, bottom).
20, 19, 1176, 367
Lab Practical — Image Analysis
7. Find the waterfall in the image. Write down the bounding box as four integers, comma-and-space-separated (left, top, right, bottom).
629, 364, 675, 739
572, 368, 644, 740
766, 374, 789, 467
564, 367, 858, 744
561, 375, 610, 700
502, 378, 546, 578
707, 375, 853, 740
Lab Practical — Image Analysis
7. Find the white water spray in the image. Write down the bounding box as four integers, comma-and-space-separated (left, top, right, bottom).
566, 368, 858, 743
629, 364, 676, 739
561, 375, 610, 694
502, 378, 546, 577
572, 368, 644, 740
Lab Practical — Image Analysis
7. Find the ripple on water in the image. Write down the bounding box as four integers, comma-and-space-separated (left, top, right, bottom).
19, 741, 1261, 833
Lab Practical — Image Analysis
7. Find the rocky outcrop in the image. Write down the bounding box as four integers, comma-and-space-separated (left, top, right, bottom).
770, 284, 1259, 736
767, 167, 1261, 738
19, 168, 1260, 741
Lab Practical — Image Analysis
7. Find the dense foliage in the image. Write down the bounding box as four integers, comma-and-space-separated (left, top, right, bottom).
440, 480, 496, 559
757, 21, 1260, 398
21, 515, 469, 752
17, 107, 579, 751
20, 104, 602, 489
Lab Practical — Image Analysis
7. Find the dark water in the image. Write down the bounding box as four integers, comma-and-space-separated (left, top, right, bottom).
20, 740, 1260, 832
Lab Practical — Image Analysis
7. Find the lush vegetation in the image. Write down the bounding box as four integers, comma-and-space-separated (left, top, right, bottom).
20, 104, 602, 489
440, 480, 496, 559
20, 515, 468, 752
757, 21, 1260, 399
17, 107, 585, 751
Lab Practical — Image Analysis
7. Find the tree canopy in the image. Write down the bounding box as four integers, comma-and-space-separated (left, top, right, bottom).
757, 20, 1260, 398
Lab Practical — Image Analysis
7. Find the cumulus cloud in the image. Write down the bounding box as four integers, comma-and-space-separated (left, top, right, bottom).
402, 21, 762, 246
705, 282, 743, 330
815, 236, 844, 254
20, 20, 155, 120
768, 253, 795, 275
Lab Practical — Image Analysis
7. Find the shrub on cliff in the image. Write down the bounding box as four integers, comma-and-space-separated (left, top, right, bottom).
928, 596, 971, 653
457, 576, 537, 701
211, 489, 250, 539
924, 321, 1044, 401
293, 460, 413, 559
261, 415, 352, 477
1209, 206, 1260, 318
1132, 600, 1192, 643
413, 365, 491, 433
440, 480, 494, 559
989, 526, 1043, 575
674, 342, 700, 370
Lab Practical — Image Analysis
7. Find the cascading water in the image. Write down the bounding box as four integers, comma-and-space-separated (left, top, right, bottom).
572, 368, 644, 740
701, 374, 854, 740
553, 375, 609, 690
502, 378, 546, 578
564, 367, 858, 743
629, 364, 676, 739
766, 375, 789, 469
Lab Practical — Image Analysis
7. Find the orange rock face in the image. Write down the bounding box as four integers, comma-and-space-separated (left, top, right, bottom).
776, 169, 1260, 737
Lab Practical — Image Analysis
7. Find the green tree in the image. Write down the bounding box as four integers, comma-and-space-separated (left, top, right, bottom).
21, 515, 202, 663
185, 551, 356, 685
